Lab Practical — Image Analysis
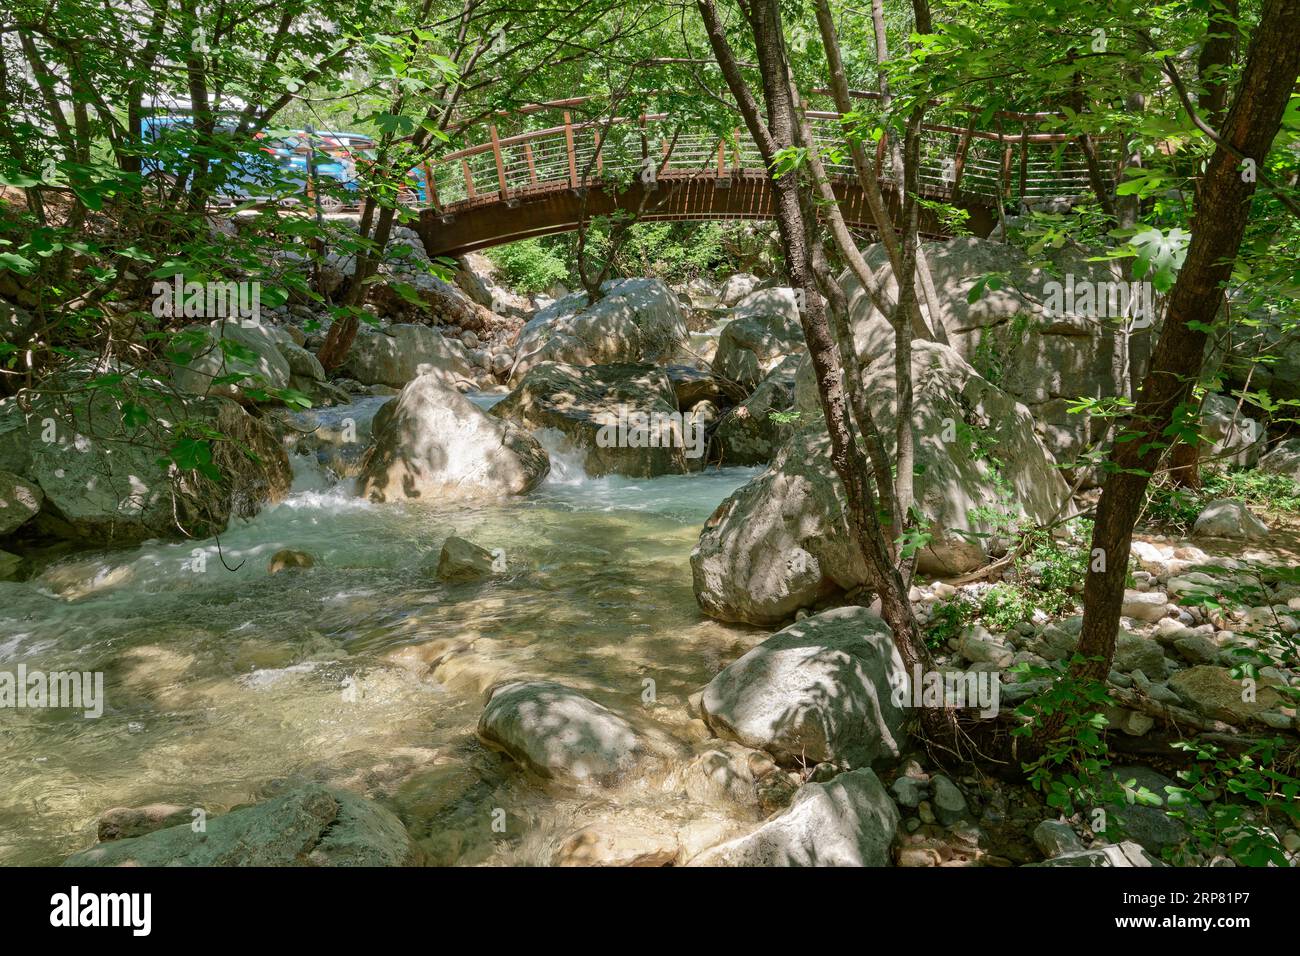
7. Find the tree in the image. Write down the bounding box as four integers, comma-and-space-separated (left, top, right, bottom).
1060, 0, 1300, 702
697, 0, 961, 754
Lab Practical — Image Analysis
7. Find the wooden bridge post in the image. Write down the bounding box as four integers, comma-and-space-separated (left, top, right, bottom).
732, 128, 742, 172
461, 158, 476, 199
594, 129, 603, 175
489, 124, 509, 201
420, 162, 439, 211
950, 126, 974, 203
564, 112, 579, 188
997, 120, 1012, 200
1018, 122, 1029, 206
524, 141, 538, 184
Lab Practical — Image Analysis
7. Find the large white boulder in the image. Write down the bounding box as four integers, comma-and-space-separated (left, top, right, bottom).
713, 288, 805, 388
357, 371, 548, 502
846, 239, 1142, 469
511, 278, 688, 379
170, 319, 292, 401
343, 323, 474, 388
687, 768, 899, 866
695, 342, 1069, 624
699, 607, 909, 769
492, 361, 697, 477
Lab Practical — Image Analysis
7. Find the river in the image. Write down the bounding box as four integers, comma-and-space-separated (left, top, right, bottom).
0, 396, 764, 864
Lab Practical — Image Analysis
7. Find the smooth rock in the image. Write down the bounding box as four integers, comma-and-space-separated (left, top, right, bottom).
65, 785, 418, 866
0, 470, 42, 536
268, 549, 314, 574
358, 371, 549, 501
1121, 590, 1169, 623
1192, 499, 1270, 542
687, 768, 898, 867
698, 607, 908, 770
477, 680, 649, 787
1033, 820, 1084, 858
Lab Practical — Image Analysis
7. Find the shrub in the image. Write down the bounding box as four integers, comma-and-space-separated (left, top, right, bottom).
486, 238, 569, 294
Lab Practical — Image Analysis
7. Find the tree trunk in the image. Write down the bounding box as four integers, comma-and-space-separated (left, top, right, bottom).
699, 0, 960, 754
1044, 0, 1300, 709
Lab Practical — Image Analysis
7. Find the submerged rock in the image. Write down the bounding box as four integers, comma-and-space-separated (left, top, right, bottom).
358, 371, 549, 502
97, 804, 193, 842
268, 549, 314, 574
434, 535, 497, 582
698, 607, 908, 769
66, 785, 418, 866
676, 741, 793, 817
477, 680, 650, 787
687, 768, 899, 866
553, 821, 679, 867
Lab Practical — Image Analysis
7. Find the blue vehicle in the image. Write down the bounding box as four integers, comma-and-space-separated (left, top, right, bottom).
140, 113, 303, 204
141, 117, 429, 208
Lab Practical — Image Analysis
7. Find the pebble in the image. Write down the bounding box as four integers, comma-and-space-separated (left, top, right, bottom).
931, 774, 969, 825
892, 776, 924, 808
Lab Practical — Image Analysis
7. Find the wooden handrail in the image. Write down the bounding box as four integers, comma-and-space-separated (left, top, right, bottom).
436, 109, 1080, 166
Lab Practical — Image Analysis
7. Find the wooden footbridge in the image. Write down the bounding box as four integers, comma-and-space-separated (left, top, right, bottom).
415, 93, 1115, 258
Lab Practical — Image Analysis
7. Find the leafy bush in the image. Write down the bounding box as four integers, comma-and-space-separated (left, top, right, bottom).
1168, 737, 1300, 867
925, 598, 971, 649
1144, 469, 1300, 533
1203, 469, 1300, 513
1015, 527, 1089, 616
1011, 655, 1119, 817
977, 583, 1037, 631
615, 221, 728, 282
486, 238, 570, 294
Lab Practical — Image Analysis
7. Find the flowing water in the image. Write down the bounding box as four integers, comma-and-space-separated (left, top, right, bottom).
0, 402, 765, 865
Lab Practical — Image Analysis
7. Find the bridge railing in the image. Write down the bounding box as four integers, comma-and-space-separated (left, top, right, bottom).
421, 104, 1116, 216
